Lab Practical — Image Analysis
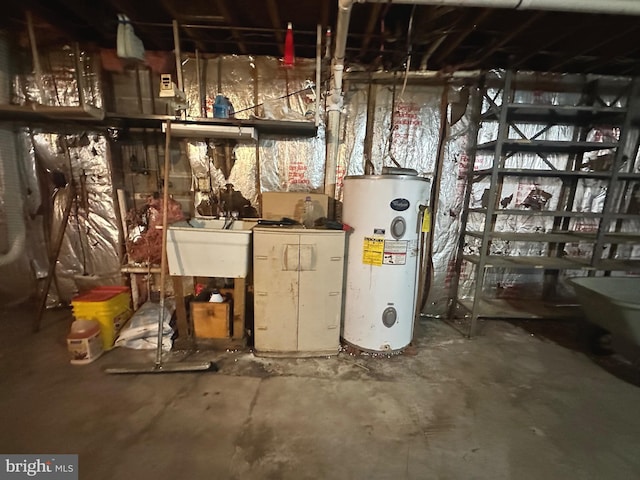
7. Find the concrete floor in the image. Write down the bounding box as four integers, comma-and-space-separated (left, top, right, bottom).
1, 305, 640, 480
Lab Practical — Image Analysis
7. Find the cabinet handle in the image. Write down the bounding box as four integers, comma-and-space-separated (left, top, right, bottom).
256, 291, 268, 296
283, 244, 299, 271
329, 291, 339, 296
330, 256, 342, 261
255, 255, 268, 260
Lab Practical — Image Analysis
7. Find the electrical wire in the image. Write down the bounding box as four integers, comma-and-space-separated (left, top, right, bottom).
399, 4, 417, 101
231, 83, 318, 115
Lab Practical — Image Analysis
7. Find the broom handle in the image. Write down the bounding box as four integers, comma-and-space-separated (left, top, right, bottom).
156, 120, 172, 367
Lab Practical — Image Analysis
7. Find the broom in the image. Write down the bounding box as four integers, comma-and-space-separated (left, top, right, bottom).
105, 120, 214, 374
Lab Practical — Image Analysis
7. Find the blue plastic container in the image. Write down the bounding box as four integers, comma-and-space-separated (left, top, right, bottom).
214, 94, 231, 119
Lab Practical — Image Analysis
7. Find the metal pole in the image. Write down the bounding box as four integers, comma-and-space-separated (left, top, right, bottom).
315, 24, 322, 127
33, 185, 74, 332
156, 120, 172, 366
73, 43, 86, 110
172, 20, 184, 93
195, 49, 205, 117
25, 11, 44, 102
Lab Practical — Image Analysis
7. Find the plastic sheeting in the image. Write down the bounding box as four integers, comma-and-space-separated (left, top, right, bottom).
182, 55, 317, 121
6, 42, 113, 303
260, 129, 327, 193
335, 72, 640, 315
428, 89, 478, 314
32, 133, 121, 302
338, 83, 442, 180
186, 140, 259, 217
4, 39, 635, 315
0, 32, 47, 305
181, 55, 322, 209
13, 46, 102, 108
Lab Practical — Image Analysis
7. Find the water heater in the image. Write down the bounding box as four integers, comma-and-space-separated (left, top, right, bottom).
342, 174, 431, 352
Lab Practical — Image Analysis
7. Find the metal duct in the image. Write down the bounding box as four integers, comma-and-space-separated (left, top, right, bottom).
0, 31, 26, 267
0, 130, 25, 267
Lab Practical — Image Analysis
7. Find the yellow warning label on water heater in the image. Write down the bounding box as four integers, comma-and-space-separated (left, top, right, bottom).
362, 236, 384, 266
422, 209, 431, 233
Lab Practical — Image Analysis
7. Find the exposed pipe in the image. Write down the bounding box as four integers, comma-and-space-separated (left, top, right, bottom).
0, 30, 26, 268
73, 43, 86, 110
195, 49, 205, 117
359, 0, 640, 16
315, 24, 322, 127
172, 20, 184, 93
326, 0, 640, 196
324, 0, 354, 197
25, 12, 44, 103
0, 130, 25, 268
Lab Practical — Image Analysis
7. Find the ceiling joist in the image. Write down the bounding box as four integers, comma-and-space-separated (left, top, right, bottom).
266, 0, 284, 57
214, 0, 247, 55
1, 1, 638, 76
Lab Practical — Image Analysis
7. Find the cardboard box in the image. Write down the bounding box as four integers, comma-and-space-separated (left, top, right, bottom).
191, 301, 232, 339
261, 192, 332, 223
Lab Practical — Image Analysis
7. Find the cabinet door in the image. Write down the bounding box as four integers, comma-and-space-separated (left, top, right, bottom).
297, 232, 345, 352
253, 232, 299, 352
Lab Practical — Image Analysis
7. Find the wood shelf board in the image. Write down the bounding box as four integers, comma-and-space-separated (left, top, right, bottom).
0, 104, 105, 122
0, 108, 318, 137
107, 114, 318, 137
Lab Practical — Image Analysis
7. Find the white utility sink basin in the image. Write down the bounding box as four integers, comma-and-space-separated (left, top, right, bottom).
167, 218, 257, 278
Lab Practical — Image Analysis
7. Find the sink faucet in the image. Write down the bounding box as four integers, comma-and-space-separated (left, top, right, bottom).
223, 210, 239, 230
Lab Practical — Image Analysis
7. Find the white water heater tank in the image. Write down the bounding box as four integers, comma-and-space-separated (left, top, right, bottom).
342, 174, 431, 352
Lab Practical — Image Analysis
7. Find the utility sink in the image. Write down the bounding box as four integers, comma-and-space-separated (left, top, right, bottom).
167, 218, 257, 278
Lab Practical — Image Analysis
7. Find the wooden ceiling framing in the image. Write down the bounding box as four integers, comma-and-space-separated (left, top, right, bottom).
3, 0, 639, 76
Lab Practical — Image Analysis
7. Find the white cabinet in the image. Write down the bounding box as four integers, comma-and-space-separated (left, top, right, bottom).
253, 228, 346, 356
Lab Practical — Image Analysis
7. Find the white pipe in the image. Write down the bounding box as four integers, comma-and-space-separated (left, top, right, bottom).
0, 31, 26, 267
332, 2, 353, 88
325, 0, 640, 196
327, 0, 640, 194
325, 0, 354, 197
359, 0, 640, 16
0, 129, 25, 268
315, 24, 321, 127
25, 12, 44, 103
172, 20, 184, 93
